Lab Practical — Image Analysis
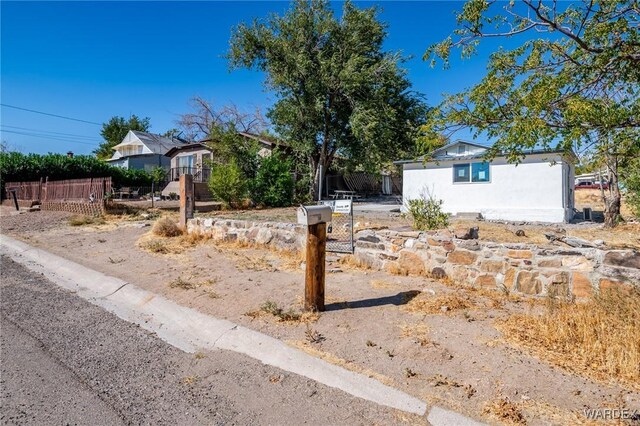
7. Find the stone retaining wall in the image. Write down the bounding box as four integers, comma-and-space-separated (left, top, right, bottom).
187, 218, 639, 298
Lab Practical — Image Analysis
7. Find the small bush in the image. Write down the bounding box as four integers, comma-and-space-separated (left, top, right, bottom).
252, 151, 294, 207
405, 191, 449, 230
208, 161, 247, 207
152, 217, 182, 237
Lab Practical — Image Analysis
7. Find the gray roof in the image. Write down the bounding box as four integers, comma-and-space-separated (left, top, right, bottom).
129, 130, 187, 154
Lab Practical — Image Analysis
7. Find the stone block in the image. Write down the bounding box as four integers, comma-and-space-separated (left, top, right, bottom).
398, 250, 425, 275
537, 258, 562, 268
516, 271, 541, 294
457, 240, 481, 251
475, 274, 496, 288
562, 256, 593, 271
571, 272, 593, 298
480, 260, 505, 274
507, 249, 533, 259
449, 265, 469, 283
547, 282, 569, 298
504, 268, 517, 289
603, 251, 640, 269
441, 240, 456, 252
447, 250, 478, 265
599, 278, 634, 295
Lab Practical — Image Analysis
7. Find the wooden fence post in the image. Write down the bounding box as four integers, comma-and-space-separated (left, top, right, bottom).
179, 174, 194, 229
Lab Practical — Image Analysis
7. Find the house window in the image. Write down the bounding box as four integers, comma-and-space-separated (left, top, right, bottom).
457, 144, 466, 155
453, 163, 470, 183
453, 162, 490, 183
471, 162, 490, 182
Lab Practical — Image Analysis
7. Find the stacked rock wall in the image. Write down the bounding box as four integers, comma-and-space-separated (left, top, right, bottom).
187, 218, 639, 297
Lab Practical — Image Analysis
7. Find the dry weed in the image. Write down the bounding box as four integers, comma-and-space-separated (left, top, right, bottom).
69, 215, 106, 226
287, 340, 394, 386
249, 300, 319, 324
370, 279, 399, 290
337, 254, 372, 271
399, 322, 430, 346
497, 288, 640, 390
404, 291, 475, 315
483, 397, 526, 425
140, 239, 168, 254
152, 217, 182, 237
168, 276, 216, 291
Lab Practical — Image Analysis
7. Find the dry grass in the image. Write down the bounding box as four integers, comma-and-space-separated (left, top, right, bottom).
68, 215, 106, 226
497, 288, 640, 390
152, 217, 182, 237
483, 397, 526, 425
287, 340, 394, 386
370, 279, 399, 290
404, 291, 475, 315
246, 300, 319, 324
399, 322, 430, 346
168, 276, 216, 291
337, 254, 373, 271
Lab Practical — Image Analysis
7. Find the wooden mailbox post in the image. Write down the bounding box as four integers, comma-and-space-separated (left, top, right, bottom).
179, 174, 194, 229
298, 205, 332, 312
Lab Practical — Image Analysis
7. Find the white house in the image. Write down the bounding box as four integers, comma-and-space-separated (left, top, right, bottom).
106, 130, 187, 172
396, 141, 576, 223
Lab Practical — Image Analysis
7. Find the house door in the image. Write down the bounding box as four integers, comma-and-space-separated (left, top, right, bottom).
178, 155, 195, 175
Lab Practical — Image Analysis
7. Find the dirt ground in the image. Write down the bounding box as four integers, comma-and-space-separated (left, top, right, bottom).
1, 207, 638, 425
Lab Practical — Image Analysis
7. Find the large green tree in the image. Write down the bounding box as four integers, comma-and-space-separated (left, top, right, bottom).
94, 115, 151, 159
228, 0, 427, 197
425, 0, 640, 227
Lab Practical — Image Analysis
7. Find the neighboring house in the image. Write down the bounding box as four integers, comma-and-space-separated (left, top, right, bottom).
106, 130, 187, 172
396, 141, 576, 223
161, 132, 290, 200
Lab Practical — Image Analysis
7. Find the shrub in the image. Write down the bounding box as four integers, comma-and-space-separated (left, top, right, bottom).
406, 191, 449, 230
252, 152, 294, 207
208, 161, 247, 207
152, 217, 182, 237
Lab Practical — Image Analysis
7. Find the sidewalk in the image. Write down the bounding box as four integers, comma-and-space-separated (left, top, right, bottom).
1, 234, 485, 426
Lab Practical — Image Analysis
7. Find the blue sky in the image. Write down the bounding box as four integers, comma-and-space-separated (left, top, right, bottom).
1, 1, 508, 155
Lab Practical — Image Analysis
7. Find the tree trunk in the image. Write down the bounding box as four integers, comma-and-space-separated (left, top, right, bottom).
603, 155, 621, 228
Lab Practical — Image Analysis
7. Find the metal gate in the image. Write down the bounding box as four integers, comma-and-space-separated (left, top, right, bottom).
319, 200, 354, 253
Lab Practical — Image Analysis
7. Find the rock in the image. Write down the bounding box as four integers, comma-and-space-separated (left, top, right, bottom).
507, 249, 533, 259
430, 267, 447, 279
440, 306, 449, 312
475, 274, 496, 288
358, 234, 381, 243
516, 271, 542, 294
571, 272, 593, 298
447, 250, 478, 265
458, 240, 481, 251
593, 239, 605, 247
603, 251, 640, 269
480, 260, 505, 274
561, 236, 596, 248
515, 229, 526, 237
398, 251, 425, 275
453, 227, 479, 240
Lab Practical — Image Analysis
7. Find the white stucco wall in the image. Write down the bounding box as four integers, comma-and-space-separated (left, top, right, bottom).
402, 154, 574, 223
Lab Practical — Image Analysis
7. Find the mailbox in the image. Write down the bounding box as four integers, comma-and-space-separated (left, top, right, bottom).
297, 205, 332, 226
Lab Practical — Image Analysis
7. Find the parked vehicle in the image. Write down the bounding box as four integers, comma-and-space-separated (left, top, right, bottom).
575, 181, 609, 190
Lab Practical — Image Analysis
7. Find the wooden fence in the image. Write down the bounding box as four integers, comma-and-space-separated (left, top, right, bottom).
5, 177, 112, 203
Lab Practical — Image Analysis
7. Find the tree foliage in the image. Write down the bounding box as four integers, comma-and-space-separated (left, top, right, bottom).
94, 115, 151, 159
208, 161, 248, 208
228, 0, 427, 197
425, 0, 640, 226
252, 151, 294, 207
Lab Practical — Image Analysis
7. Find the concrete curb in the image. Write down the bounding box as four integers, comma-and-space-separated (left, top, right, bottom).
1, 235, 485, 424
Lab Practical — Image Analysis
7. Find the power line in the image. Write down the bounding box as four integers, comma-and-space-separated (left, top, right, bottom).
1, 125, 99, 141
0, 103, 101, 125
0, 130, 98, 146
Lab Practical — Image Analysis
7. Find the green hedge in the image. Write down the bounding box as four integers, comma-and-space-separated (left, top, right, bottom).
0, 152, 152, 199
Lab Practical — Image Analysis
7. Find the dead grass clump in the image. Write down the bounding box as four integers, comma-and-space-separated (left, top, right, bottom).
337, 254, 372, 271
483, 397, 526, 425
250, 300, 318, 324
400, 322, 430, 346
497, 288, 640, 390
404, 291, 475, 315
370, 279, 399, 290
169, 277, 198, 290
141, 239, 168, 254
152, 217, 182, 237
69, 215, 106, 226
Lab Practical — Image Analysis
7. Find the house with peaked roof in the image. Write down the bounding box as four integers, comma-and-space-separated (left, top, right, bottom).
106, 130, 188, 172
395, 141, 576, 223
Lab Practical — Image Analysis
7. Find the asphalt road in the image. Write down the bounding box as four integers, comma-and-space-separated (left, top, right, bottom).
0, 255, 406, 425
